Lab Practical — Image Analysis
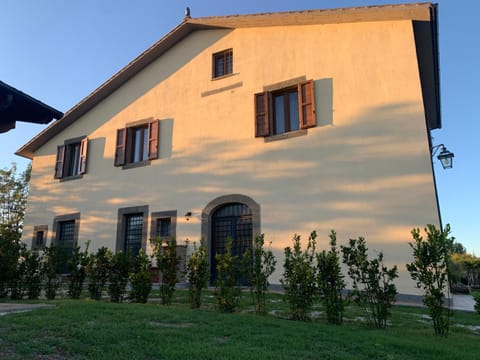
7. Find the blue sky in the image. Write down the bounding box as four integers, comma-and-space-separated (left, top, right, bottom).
1, 1, 478, 254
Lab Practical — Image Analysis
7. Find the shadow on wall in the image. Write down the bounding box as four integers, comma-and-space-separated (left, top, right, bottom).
27, 101, 435, 274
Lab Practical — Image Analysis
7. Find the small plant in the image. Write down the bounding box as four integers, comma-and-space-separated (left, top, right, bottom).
243, 234, 277, 315
10, 245, 27, 300
152, 237, 179, 305
317, 230, 345, 324
24, 249, 43, 300
108, 251, 132, 303
67, 242, 90, 299
42, 245, 63, 300
342, 237, 398, 328
407, 224, 454, 336
129, 249, 152, 303
281, 231, 318, 321
185, 240, 209, 309
86, 247, 112, 300
215, 237, 242, 313
475, 294, 480, 315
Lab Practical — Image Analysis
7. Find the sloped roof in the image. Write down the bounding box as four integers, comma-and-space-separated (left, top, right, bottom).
16, 2, 438, 158
0, 81, 63, 133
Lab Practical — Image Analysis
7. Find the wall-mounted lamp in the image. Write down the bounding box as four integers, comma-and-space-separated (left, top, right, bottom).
432, 144, 454, 170
185, 211, 192, 221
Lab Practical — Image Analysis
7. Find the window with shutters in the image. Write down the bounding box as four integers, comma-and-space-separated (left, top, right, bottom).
54, 136, 88, 180
115, 119, 159, 168
212, 49, 233, 79
255, 79, 316, 139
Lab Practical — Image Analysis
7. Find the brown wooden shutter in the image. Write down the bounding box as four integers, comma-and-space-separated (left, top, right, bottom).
147, 120, 159, 160
254, 92, 270, 137
114, 128, 126, 166
79, 138, 88, 174
298, 80, 316, 129
54, 145, 65, 179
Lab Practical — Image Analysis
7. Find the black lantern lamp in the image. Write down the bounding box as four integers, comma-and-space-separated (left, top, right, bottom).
432, 144, 454, 170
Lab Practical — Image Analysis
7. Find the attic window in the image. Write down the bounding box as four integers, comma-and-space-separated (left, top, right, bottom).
212, 49, 233, 78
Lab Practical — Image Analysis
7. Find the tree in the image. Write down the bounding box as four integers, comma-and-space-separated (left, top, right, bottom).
0, 163, 30, 297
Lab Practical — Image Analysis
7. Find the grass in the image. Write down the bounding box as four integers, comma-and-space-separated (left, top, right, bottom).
0, 291, 479, 359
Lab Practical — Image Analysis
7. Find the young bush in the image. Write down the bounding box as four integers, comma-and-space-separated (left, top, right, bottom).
10, 245, 28, 300
475, 294, 480, 315
42, 245, 63, 300
86, 247, 111, 300
0, 226, 22, 298
281, 231, 318, 321
129, 249, 152, 303
185, 240, 209, 309
24, 249, 43, 300
152, 237, 179, 305
215, 237, 242, 313
342, 237, 398, 328
243, 234, 276, 315
67, 242, 90, 299
317, 230, 345, 324
108, 251, 132, 303
407, 224, 454, 336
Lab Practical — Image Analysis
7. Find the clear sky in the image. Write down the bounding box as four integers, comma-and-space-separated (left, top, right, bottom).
1, 1, 478, 254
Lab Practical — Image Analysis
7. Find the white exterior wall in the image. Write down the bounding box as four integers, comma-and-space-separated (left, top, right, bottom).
23, 20, 439, 295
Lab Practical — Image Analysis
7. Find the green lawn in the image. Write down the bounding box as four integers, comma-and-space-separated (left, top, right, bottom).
0, 291, 479, 359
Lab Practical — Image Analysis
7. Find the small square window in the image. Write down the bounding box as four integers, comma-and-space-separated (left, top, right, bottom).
213, 49, 233, 78
32, 225, 48, 250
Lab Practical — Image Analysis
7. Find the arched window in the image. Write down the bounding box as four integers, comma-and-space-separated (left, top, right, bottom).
201, 195, 260, 283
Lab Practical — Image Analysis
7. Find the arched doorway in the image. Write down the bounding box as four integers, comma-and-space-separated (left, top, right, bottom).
211, 203, 252, 282
201, 194, 260, 284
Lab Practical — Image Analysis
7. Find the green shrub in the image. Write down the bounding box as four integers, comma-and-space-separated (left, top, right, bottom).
185, 240, 209, 309
243, 234, 276, 315
42, 245, 63, 300
281, 231, 318, 321
342, 237, 398, 328
317, 230, 345, 324
86, 247, 112, 300
152, 237, 179, 305
0, 225, 22, 298
215, 237, 242, 313
24, 249, 43, 300
475, 294, 480, 315
67, 242, 90, 299
407, 224, 454, 336
9, 245, 27, 300
129, 249, 152, 303
108, 251, 132, 303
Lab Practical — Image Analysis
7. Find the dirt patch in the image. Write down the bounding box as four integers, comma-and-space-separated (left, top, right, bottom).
149, 321, 194, 328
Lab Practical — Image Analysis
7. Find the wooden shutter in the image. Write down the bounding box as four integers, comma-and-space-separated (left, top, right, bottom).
114, 128, 126, 166
54, 145, 65, 179
254, 92, 270, 137
79, 138, 88, 175
147, 120, 159, 160
298, 80, 316, 129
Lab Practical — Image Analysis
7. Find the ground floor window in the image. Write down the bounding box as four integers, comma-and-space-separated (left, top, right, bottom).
116, 205, 148, 256
52, 213, 80, 273
32, 225, 48, 250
